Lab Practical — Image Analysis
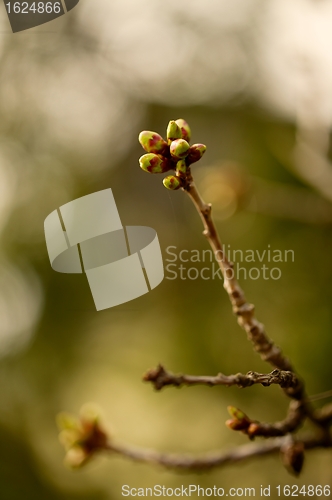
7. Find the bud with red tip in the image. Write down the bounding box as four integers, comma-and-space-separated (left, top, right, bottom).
226, 406, 251, 432
139, 153, 172, 174
163, 175, 182, 190
139, 131, 168, 155
170, 139, 190, 160
176, 159, 187, 177
167, 121, 182, 144
187, 144, 207, 164
175, 119, 191, 142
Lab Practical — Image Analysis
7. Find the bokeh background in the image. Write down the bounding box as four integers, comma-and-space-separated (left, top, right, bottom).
0, 0, 332, 498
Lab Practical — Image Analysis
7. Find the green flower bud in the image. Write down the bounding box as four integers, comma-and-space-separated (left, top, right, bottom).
226, 406, 251, 432
163, 175, 182, 190
139, 153, 171, 174
175, 118, 191, 142
227, 406, 248, 422
186, 143, 207, 164
176, 159, 187, 176
166, 120, 182, 144
170, 139, 190, 160
139, 131, 168, 154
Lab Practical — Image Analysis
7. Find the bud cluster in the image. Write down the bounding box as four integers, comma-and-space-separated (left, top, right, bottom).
57, 404, 109, 468
138, 119, 207, 190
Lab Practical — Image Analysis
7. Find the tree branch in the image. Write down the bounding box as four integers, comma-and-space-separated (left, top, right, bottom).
244, 400, 306, 438
144, 366, 308, 438
143, 364, 302, 392
105, 432, 331, 471
184, 179, 293, 371
183, 175, 305, 402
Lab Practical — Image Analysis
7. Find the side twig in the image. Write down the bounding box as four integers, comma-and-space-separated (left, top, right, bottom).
105, 432, 331, 471
144, 364, 301, 392
243, 400, 306, 438
57, 403, 331, 471
144, 366, 306, 438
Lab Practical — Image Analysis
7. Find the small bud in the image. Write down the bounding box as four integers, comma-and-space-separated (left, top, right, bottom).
175, 119, 191, 142
247, 423, 260, 437
227, 406, 247, 421
226, 406, 251, 431
170, 139, 190, 160
139, 153, 171, 174
139, 131, 168, 155
65, 447, 89, 469
176, 159, 187, 177
186, 143, 207, 164
225, 418, 249, 431
281, 441, 305, 476
163, 175, 182, 191
167, 121, 182, 144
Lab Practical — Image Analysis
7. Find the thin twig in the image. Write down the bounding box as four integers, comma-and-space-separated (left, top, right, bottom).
184, 178, 292, 371
104, 432, 331, 471
246, 400, 306, 438
183, 174, 304, 402
144, 364, 301, 392
144, 367, 306, 438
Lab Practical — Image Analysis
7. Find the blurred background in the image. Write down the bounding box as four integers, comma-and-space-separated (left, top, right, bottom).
0, 0, 332, 497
